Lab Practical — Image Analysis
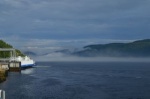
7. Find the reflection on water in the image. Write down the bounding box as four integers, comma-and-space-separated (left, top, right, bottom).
21, 68, 35, 75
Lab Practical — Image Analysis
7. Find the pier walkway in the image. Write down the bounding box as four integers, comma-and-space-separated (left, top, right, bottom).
0, 48, 16, 61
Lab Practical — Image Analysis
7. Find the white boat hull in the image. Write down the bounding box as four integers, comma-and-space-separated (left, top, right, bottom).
21, 60, 35, 68
14, 56, 35, 68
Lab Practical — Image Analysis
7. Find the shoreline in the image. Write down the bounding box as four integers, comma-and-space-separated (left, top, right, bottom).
0, 69, 8, 83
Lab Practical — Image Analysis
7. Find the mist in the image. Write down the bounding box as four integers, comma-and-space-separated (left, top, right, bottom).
26, 39, 150, 62
33, 52, 150, 62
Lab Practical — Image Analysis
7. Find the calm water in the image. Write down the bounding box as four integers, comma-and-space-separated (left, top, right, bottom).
1, 62, 150, 99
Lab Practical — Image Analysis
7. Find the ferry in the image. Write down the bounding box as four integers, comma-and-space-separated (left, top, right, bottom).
9, 56, 35, 68
16, 56, 35, 68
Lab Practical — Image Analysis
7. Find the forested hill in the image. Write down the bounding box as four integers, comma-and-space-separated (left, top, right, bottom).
74, 39, 150, 57
0, 40, 24, 58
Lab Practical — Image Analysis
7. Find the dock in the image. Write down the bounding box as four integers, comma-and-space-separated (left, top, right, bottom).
9, 62, 21, 72
0, 62, 21, 83
0, 48, 21, 83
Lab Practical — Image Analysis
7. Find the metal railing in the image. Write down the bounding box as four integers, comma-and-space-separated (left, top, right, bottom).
0, 48, 16, 62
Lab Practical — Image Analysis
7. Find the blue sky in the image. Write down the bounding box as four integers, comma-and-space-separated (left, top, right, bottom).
0, 0, 150, 52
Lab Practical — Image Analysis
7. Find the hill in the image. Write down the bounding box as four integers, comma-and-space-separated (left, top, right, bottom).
74, 39, 150, 57
0, 40, 24, 58
23, 51, 37, 56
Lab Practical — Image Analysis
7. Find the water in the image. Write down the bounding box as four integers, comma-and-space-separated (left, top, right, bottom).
1, 62, 150, 99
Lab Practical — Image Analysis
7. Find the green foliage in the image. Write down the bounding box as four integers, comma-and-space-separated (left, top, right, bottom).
0, 40, 24, 58
16, 49, 25, 56
0, 40, 13, 48
78, 39, 150, 57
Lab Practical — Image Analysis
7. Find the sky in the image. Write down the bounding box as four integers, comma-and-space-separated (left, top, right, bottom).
0, 0, 150, 53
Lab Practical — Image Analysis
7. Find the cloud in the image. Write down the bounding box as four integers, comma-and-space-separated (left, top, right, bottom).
0, 0, 150, 52
1, 0, 150, 63
1, 36, 134, 56
34, 53, 150, 62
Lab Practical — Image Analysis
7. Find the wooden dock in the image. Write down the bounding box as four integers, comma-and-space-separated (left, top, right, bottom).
9, 62, 21, 72
0, 62, 21, 72
0, 62, 21, 83
0, 48, 21, 83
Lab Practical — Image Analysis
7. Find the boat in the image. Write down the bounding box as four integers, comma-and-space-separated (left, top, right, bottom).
16, 56, 35, 68
8, 56, 35, 68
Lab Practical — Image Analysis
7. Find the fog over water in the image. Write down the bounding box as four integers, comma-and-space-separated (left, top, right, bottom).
33, 53, 150, 62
